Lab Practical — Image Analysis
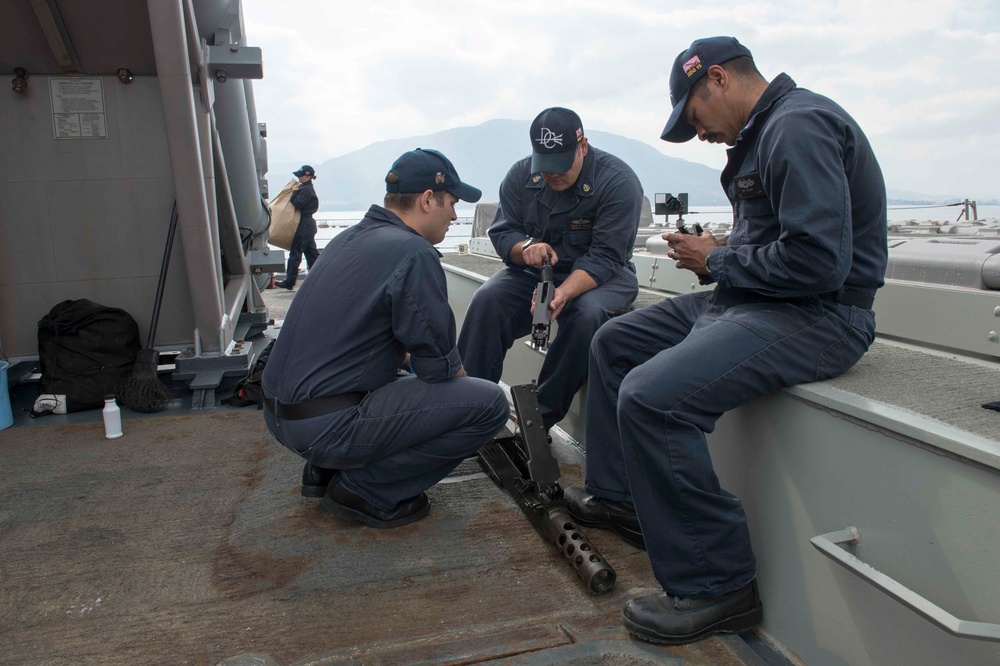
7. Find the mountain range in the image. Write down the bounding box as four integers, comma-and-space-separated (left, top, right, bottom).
266, 119, 970, 211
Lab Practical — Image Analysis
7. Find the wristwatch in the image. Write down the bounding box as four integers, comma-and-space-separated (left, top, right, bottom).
522, 237, 539, 250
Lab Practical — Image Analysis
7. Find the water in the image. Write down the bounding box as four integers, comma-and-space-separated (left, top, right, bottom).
672, 203, 1000, 227
276, 210, 477, 254
279, 203, 1000, 255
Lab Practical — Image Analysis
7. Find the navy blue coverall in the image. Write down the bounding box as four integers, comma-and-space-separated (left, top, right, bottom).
458, 146, 643, 430
262, 205, 509, 510
285, 180, 320, 287
584, 74, 889, 597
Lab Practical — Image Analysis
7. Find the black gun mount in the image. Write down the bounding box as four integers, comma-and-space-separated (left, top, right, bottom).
654, 192, 688, 218
530, 258, 554, 350
478, 383, 617, 595
655, 192, 702, 235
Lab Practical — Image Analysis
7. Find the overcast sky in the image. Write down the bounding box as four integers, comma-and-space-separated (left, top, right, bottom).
241, 0, 999, 200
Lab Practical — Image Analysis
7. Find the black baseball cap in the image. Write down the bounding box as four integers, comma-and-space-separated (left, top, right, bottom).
529, 107, 584, 174
293, 165, 316, 177
385, 148, 482, 203
660, 36, 753, 143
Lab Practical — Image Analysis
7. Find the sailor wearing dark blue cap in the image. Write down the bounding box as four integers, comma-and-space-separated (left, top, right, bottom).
275, 165, 321, 289
567, 36, 888, 644
262, 148, 507, 529
458, 107, 643, 432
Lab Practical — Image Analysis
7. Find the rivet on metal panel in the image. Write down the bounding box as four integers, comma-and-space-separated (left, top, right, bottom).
989, 331, 999, 343
994, 306, 1000, 317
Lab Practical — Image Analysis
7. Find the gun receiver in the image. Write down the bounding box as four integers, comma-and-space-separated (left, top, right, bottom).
478, 383, 617, 595
676, 219, 704, 236
530, 258, 554, 350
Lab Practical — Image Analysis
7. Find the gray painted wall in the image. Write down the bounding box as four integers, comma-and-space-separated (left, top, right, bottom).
0, 75, 195, 358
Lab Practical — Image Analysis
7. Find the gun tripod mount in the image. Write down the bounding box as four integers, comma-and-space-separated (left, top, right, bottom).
477, 383, 617, 595
655, 192, 703, 235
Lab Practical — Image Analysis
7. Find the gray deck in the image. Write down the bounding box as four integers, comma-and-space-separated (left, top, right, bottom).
0, 284, 779, 666
0, 409, 772, 665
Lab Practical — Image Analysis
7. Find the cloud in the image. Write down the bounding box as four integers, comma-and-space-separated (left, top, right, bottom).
242, 0, 1000, 199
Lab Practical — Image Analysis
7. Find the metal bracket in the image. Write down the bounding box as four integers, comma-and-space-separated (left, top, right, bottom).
205, 44, 263, 81
811, 526, 1000, 642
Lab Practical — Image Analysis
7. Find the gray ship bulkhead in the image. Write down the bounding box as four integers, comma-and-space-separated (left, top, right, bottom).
442, 205, 1000, 665
0, 0, 281, 404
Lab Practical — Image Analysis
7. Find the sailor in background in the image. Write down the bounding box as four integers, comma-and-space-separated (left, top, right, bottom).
275, 164, 320, 290
261, 149, 508, 528
568, 36, 888, 644
458, 107, 643, 431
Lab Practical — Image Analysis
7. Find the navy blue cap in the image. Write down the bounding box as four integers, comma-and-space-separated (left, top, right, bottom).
529, 107, 584, 174
661, 36, 753, 143
385, 148, 481, 203
293, 164, 316, 177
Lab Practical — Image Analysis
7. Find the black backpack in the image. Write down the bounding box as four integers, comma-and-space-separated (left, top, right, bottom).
225, 341, 274, 408
36, 299, 141, 412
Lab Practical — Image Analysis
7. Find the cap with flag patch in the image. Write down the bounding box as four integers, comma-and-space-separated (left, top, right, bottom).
661, 36, 753, 143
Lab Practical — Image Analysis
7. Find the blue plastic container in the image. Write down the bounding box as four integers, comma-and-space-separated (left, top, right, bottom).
0, 361, 12, 430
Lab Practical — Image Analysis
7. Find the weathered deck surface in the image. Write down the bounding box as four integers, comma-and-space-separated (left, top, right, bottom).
0, 409, 769, 665
0, 282, 782, 665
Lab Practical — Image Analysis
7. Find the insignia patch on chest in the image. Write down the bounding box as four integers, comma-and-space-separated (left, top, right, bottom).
567, 216, 594, 231
734, 172, 766, 199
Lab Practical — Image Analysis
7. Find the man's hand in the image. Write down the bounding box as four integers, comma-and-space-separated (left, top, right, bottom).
664, 231, 717, 275
547, 286, 571, 320
521, 242, 559, 268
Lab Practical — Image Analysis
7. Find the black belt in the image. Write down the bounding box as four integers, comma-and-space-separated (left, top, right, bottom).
263, 392, 366, 420
818, 286, 876, 310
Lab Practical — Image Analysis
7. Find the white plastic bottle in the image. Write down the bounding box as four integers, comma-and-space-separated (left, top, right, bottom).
103, 395, 123, 439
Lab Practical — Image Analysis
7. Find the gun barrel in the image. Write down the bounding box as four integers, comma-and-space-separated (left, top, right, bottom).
538, 505, 617, 595
540, 261, 553, 283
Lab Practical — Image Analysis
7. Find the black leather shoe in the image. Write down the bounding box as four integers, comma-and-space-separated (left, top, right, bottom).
301, 462, 338, 498
622, 580, 763, 645
322, 478, 430, 528
564, 487, 645, 549
274, 280, 294, 290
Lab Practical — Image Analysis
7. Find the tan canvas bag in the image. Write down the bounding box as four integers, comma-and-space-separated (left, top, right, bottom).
267, 179, 301, 250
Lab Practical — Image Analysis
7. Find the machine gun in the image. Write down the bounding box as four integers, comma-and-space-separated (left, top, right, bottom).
478, 383, 617, 595
676, 219, 704, 236
530, 257, 554, 350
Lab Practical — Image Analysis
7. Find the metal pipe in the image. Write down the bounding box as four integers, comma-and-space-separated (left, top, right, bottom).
212, 115, 251, 332
211, 113, 249, 278
196, 104, 224, 303
214, 63, 269, 236
147, 0, 224, 353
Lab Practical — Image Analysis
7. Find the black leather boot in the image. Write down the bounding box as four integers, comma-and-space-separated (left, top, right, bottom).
322, 478, 430, 528
564, 487, 645, 549
301, 462, 338, 498
622, 580, 763, 645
